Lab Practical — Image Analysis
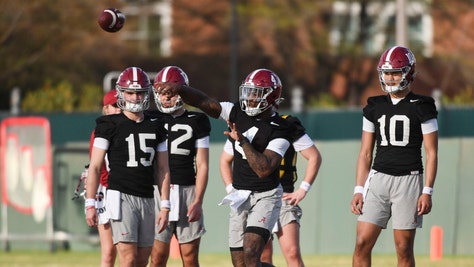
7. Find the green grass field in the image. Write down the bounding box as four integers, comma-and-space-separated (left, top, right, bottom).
1, 251, 473, 267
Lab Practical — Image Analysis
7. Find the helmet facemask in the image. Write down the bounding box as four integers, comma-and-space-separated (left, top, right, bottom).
239, 85, 275, 116
378, 66, 412, 93
116, 87, 151, 112
155, 93, 184, 114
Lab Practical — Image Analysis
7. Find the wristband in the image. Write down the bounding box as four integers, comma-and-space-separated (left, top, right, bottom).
299, 181, 312, 192
354, 186, 364, 195
160, 200, 171, 210
85, 198, 96, 208
422, 186, 433, 195
225, 184, 234, 194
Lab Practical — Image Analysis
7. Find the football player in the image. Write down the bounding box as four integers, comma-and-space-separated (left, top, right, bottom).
85, 67, 170, 267
155, 68, 293, 267
148, 66, 211, 267
89, 89, 121, 267
350, 46, 438, 267
221, 113, 322, 267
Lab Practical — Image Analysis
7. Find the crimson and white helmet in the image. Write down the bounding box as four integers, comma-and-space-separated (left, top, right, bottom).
115, 67, 152, 112
153, 66, 189, 113
239, 69, 283, 116
377, 46, 416, 93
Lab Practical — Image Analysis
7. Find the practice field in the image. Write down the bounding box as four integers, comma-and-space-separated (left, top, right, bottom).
1, 251, 474, 267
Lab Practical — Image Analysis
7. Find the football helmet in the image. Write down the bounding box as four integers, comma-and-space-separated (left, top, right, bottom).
377, 46, 416, 93
115, 67, 152, 112
153, 66, 189, 113
239, 69, 283, 116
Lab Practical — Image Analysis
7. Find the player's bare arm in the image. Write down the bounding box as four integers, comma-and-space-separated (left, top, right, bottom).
225, 121, 282, 178
220, 150, 234, 189
351, 130, 375, 215
418, 130, 438, 215
188, 147, 209, 222
156, 150, 170, 233
85, 146, 107, 227
282, 145, 321, 205
155, 82, 222, 119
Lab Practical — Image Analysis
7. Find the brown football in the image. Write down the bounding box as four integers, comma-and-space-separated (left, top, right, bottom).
97, 8, 125, 33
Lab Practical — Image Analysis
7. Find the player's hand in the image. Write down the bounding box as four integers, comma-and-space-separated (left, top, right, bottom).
85, 208, 97, 227
156, 210, 169, 233
154, 82, 180, 97
350, 194, 364, 215
187, 202, 203, 222
224, 121, 244, 142
282, 189, 307, 206
417, 194, 432, 215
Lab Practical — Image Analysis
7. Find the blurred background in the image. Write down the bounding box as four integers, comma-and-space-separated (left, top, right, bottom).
0, 0, 473, 257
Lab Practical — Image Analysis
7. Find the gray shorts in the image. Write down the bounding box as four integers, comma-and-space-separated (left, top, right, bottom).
358, 170, 423, 229
110, 193, 155, 247
228, 185, 283, 248
272, 200, 302, 233
155, 185, 206, 243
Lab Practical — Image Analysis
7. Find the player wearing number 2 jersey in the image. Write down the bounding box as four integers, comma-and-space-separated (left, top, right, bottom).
350, 46, 438, 267
148, 66, 211, 267
155, 68, 293, 267
86, 67, 170, 267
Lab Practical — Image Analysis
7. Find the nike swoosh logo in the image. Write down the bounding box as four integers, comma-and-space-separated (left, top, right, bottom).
150, 118, 158, 121
188, 114, 196, 117
270, 122, 280, 126
410, 99, 419, 102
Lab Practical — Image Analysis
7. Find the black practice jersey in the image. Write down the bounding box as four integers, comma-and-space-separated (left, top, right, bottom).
278, 114, 307, 193
363, 92, 438, 176
94, 113, 167, 198
228, 106, 294, 192
147, 110, 211, 185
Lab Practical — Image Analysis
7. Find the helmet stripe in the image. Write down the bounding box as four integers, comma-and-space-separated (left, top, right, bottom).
160, 66, 172, 82
385, 46, 399, 62
132, 67, 139, 86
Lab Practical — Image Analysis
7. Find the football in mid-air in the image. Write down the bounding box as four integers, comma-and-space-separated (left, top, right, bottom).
98, 8, 125, 33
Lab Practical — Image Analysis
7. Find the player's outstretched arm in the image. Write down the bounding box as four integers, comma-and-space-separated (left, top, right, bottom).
155, 82, 222, 118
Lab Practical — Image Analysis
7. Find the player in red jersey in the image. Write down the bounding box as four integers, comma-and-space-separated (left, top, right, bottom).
90, 89, 121, 267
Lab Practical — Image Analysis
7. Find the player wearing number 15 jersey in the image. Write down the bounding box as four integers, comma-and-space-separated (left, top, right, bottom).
148, 66, 211, 267
350, 46, 438, 267
86, 67, 170, 267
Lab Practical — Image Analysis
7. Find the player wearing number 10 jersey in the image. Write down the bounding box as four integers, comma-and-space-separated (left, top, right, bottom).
350, 46, 438, 267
